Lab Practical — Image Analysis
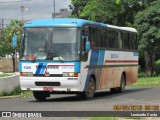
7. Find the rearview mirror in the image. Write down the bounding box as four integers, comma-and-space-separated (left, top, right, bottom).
85, 36, 90, 51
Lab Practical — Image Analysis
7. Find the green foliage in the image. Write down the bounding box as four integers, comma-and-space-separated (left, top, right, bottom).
131, 76, 160, 87
134, 0, 160, 76
70, 0, 149, 26
116, 0, 121, 4
70, 0, 160, 75
20, 91, 32, 98
0, 20, 23, 57
0, 73, 12, 77
154, 59, 160, 75
138, 72, 145, 78
134, 1, 160, 52
138, 65, 145, 78
69, 0, 89, 18
80, 0, 98, 21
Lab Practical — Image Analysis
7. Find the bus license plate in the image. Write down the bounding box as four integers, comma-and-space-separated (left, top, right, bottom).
43, 87, 53, 91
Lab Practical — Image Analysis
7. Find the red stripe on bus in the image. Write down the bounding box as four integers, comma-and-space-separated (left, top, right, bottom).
47, 65, 74, 66
105, 60, 139, 63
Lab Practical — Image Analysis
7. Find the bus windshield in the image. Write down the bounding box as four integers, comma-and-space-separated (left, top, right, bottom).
22, 27, 80, 61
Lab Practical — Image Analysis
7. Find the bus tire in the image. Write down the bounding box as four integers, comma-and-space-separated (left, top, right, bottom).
118, 74, 126, 93
82, 77, 96, 99
33, 91, 49, 101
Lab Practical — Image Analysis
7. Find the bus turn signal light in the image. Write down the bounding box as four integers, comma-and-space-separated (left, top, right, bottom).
63, 72, 79, 77
20, 72, 33, 76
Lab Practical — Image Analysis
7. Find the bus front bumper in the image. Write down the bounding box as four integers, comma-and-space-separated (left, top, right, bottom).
20, 76, 82, 92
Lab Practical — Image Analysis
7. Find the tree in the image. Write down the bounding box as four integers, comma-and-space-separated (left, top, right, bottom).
134, 0, 160, 76
70, 0, 157, 26
70, 0, 147, 26
69, 0, 89, 18
0, 19, 22, 72
0, 20, 22, 56
70, 0, 160, 76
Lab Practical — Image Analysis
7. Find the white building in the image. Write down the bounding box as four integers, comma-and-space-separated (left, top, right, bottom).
52, 8, 72, 18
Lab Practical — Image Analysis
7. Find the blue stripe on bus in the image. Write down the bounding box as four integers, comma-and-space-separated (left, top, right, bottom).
35, 63, 43, 74
84, 68, 95, 91
74, 62, 81, 73
89, 50, 99, 65
84, 50, 100, 91
19, 62, 22, 72
97, 50, 105, 65
40, 63, 47, 74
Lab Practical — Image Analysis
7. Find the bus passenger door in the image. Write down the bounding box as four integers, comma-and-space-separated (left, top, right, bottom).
79, 26, 91, 91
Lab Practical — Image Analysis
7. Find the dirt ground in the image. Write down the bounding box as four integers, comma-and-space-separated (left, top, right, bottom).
0, 59, 19, 73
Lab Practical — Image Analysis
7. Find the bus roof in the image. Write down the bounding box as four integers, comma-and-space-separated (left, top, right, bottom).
24, 18, 137, 33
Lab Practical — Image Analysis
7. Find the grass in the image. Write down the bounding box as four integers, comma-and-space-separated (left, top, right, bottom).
131, 76, 160, 87
0, 73, 13, 77
21, 91, 33, 98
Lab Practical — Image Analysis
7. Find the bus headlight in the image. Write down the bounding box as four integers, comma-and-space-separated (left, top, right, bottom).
63, 72, 78, 77
68, 72, 74, 77
20, 72, 33, 76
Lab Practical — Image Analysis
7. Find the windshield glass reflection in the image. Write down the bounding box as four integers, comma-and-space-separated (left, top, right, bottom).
22, 27, 80, 61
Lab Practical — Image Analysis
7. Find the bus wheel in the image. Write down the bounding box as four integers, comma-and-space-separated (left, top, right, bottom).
82, 78, 96, 99
33, 91, 49, 101
118, 74, 126, 93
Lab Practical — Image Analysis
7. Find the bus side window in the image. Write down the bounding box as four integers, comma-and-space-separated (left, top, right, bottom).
134, 34, 138, 50
99, 29, 106, 48
118, 32, 123, 49
114, 31, 118, 48
107, 30, 115, 48
122, 32, 129, 49
104, 29, 108, 47
90, 27, 98, 48
129, 33, 133, 50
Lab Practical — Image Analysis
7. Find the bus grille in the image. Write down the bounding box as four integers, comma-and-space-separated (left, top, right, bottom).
35, 82, 61, 86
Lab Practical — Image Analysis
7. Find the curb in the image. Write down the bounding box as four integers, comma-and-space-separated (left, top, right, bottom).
0, 95, 22, 99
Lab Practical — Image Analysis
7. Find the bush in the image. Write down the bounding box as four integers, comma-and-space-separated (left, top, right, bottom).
154, 59, 160, 75
138, 72, 145, 78
138, 65, 145, 78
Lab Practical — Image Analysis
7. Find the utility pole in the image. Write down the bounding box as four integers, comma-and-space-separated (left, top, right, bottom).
0, 19, 4, 38
21, 0, 25, 22
53, 0, 55, 18
1, 19, 4, 31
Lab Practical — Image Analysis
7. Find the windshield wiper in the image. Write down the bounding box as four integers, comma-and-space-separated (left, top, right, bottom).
57, 56, 64, 62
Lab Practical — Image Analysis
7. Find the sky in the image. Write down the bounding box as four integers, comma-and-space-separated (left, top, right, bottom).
0, 0, 71, 21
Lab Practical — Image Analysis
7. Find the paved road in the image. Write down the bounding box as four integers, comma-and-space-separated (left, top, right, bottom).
0, 87, 160, 111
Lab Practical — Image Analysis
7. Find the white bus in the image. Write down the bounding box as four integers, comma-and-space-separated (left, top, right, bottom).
20, 18, 138, 101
